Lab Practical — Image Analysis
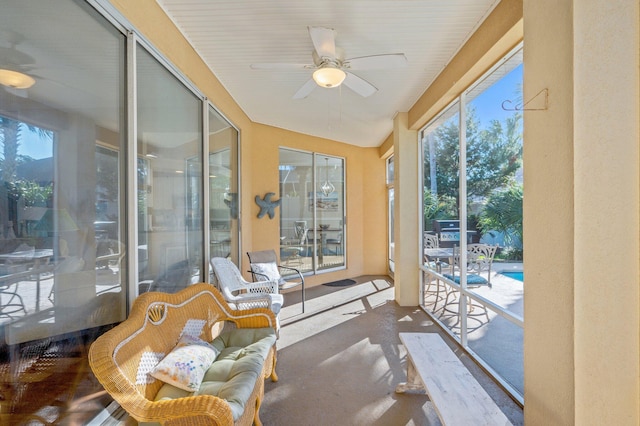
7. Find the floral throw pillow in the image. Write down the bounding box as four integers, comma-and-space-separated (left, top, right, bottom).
251, 262, 284, 285
150, 334, 219, 392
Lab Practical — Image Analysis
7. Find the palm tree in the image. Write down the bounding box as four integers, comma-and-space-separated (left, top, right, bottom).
0, 116, 53, 182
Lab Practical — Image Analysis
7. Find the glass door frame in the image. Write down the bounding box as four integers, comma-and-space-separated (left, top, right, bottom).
203, 103, 241, 271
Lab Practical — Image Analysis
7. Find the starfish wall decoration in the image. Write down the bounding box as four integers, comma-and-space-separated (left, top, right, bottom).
223, 193, 238, 219
255, 192, 281, 219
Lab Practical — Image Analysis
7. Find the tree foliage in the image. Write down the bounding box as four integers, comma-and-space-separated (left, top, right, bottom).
0, 116, 55, 209
423, 108, 522, 216
478, 183, 523, 248
423, 189, 457, 228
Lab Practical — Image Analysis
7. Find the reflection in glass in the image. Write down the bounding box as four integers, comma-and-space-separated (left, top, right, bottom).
136, 46, 203, 294
0, 18, 127, 333
388, 187, 394, 274
314, 155, 344, 271
279, 150, 314, 273
209, 106, 239, 265
0, 0, 126, 422
279, 149, 346, 274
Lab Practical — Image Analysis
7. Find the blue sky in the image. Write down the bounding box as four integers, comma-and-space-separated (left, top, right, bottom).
470, 64, 523, 127
17, 124, 53, 160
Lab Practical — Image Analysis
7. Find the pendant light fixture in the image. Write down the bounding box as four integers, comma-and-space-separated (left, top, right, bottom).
320, 157, 335, 196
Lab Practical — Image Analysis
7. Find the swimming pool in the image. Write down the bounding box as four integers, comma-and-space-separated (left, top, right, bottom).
499, 271, 524, 282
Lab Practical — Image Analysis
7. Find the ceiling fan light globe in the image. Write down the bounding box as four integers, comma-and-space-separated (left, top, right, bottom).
313, 67, 346, 88
0, 69, 35, 89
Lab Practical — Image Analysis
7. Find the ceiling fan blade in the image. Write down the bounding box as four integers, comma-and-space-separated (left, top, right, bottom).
293, 78, 317, 99
308, 26, 336, 58
0, 46, 36, 68
343, 72, 377, 98
2, 86, 29, 98
344, 53, 408, 70
250, 63, 313, 70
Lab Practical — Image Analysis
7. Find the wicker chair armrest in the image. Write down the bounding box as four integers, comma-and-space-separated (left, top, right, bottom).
131, 394, 234, 425
226, 306, 278, 330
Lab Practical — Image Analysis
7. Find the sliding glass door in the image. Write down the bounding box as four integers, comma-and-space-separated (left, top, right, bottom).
208, 106, 240, 265
387, 156, 395, 275
136, 46, 203, 294
279, 148, 345, 274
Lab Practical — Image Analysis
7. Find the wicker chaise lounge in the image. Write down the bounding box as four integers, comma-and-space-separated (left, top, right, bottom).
89, 283, 278, 426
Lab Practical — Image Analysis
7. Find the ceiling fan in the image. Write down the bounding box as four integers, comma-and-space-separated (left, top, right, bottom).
0, 32, 37, 91
251, 26, 408, 99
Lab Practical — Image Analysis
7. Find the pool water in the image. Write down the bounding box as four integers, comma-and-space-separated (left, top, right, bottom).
500, 271, 524, 282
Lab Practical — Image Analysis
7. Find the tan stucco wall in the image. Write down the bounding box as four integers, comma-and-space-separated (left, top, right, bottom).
524, 0, 640, 424
378, 133, 394, 159
392, 113, 420, 306
522, 1, 575, 422
572, 3, 640, 422
251, 124, 387, 287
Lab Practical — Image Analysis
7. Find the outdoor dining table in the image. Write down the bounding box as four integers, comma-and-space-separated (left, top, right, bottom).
424, 247, 454, 273
0, 249, 54, 312
308, 227, 340, 263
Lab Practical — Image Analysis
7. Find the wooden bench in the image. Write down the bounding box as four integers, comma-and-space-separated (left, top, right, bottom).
395, 332, 512, 426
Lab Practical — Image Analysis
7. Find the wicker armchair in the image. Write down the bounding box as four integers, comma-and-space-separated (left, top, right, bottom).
88, 284, 278, 425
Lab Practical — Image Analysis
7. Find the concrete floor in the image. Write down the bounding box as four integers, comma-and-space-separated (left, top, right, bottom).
261, 275, 524, 426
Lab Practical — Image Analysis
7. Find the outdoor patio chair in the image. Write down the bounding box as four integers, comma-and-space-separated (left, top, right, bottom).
443, 243, 498, 325
447, 243, 498, 285
247, 249, 305, 313
210, 257, 283, 328
138, 259, 195, 294
0, 277, 28, 319
423, 232, 439, 249
422, 232, 448, 312
422, 232, 442, 267
281, 225, 309, 266
326, 232, 343, 255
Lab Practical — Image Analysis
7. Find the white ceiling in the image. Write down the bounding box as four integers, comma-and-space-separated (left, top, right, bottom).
156, 0, 500, 148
